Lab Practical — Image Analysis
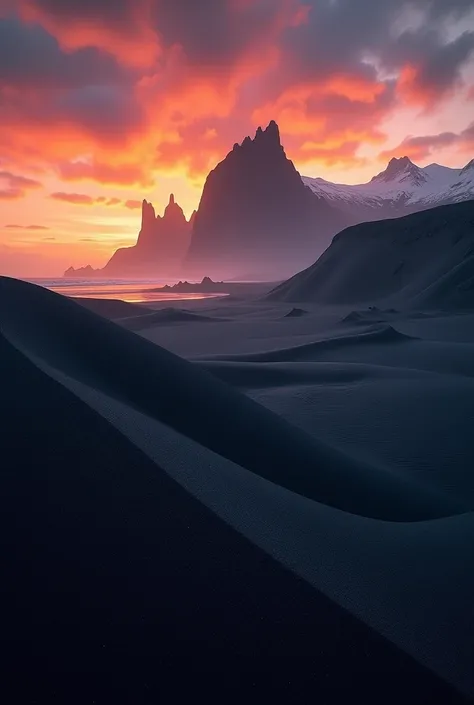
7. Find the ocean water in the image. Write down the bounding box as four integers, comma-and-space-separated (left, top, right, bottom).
28, 278, 228, 304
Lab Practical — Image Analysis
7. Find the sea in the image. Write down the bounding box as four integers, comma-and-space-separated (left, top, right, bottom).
27, 278, 227, 304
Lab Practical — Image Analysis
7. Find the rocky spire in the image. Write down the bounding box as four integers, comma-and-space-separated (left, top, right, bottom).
141, 199, 156, 230
164, 193, 186, 223
263, 119, 281, 145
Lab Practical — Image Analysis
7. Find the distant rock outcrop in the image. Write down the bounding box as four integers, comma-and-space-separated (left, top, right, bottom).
155, 276, 226, 293
65, 195, 193, 278
64, 265, 100, 277
185, 121, 346, 280
267, 201, 474, 309
103, 194, 193, 276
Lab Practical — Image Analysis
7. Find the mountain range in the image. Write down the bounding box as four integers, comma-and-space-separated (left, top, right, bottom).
65, 123, 473, 280
303, 156, 474, 221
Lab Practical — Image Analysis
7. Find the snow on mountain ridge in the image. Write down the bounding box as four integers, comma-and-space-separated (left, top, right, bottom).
302, 157, 473, 215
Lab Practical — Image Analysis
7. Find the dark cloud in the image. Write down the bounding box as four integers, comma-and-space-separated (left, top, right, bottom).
380, 121, 474, 161
382, 28, 474, 102
276, 0, 474, 101
53, 84, 144, 140
150, 0, 287, 66
0, 17, 129, 89
21, 0, 132, 25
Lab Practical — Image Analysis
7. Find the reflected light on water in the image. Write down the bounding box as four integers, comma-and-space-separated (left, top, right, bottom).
29, 280, 228, 304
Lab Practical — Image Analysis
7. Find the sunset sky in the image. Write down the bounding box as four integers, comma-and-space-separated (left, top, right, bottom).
1, 0, 474, 277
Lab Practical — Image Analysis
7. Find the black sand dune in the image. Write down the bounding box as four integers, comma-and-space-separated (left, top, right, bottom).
196, 359, 441, 389
119, 307, 228, 331
73, 296, 151, 319
342, 307, 400, 324
203, 324, 414, 363
0, 276, 465, 522
268, 201, 474, 307
284, 307, 309, 317
1, 331, 468, 704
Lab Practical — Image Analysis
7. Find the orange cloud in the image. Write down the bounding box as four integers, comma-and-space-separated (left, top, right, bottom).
50, 191, 120, 206
0, 170, 42, 200
6, 224, 50, 230
124, 200, 142, 210
56, 159, 154, 188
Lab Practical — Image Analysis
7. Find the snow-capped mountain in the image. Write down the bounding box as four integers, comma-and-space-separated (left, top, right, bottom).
303, 156, 474, 221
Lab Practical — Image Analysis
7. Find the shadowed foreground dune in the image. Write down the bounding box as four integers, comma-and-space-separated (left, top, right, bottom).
0, 276, 471, 704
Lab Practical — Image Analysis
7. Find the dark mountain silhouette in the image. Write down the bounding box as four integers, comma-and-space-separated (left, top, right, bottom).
65, 195, 194, 277
267, 201, 474, 309
185, 121, 347, 280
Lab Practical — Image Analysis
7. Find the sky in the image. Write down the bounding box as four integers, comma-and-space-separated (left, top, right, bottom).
1, 0, 474, 277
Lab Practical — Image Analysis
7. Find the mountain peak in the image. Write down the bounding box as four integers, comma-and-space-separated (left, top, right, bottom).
141, 199, 156, 230
164, 193, 186, 223
263, 120, 281, 144
371, 155, 426, 186
233, 121, 282, 152
460, 158, 474, 175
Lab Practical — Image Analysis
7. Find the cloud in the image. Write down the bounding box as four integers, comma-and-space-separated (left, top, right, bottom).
5, 223, 50, 229
124, 199, 142, 209
56, 159, 153, 187
16, 0, 161, 68
50, 191, 95, 205
0, 170, 42, 199
380, 120, 474, 161
0, 17, 129, 89
49, 191, 127, 205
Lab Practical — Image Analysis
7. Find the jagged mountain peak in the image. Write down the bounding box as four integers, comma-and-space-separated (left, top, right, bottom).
370, 156, 426, 186
232, 120, 282, 154
141, 199, 156, 229
255, 120, 281, 145
164, 193, 186, 223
